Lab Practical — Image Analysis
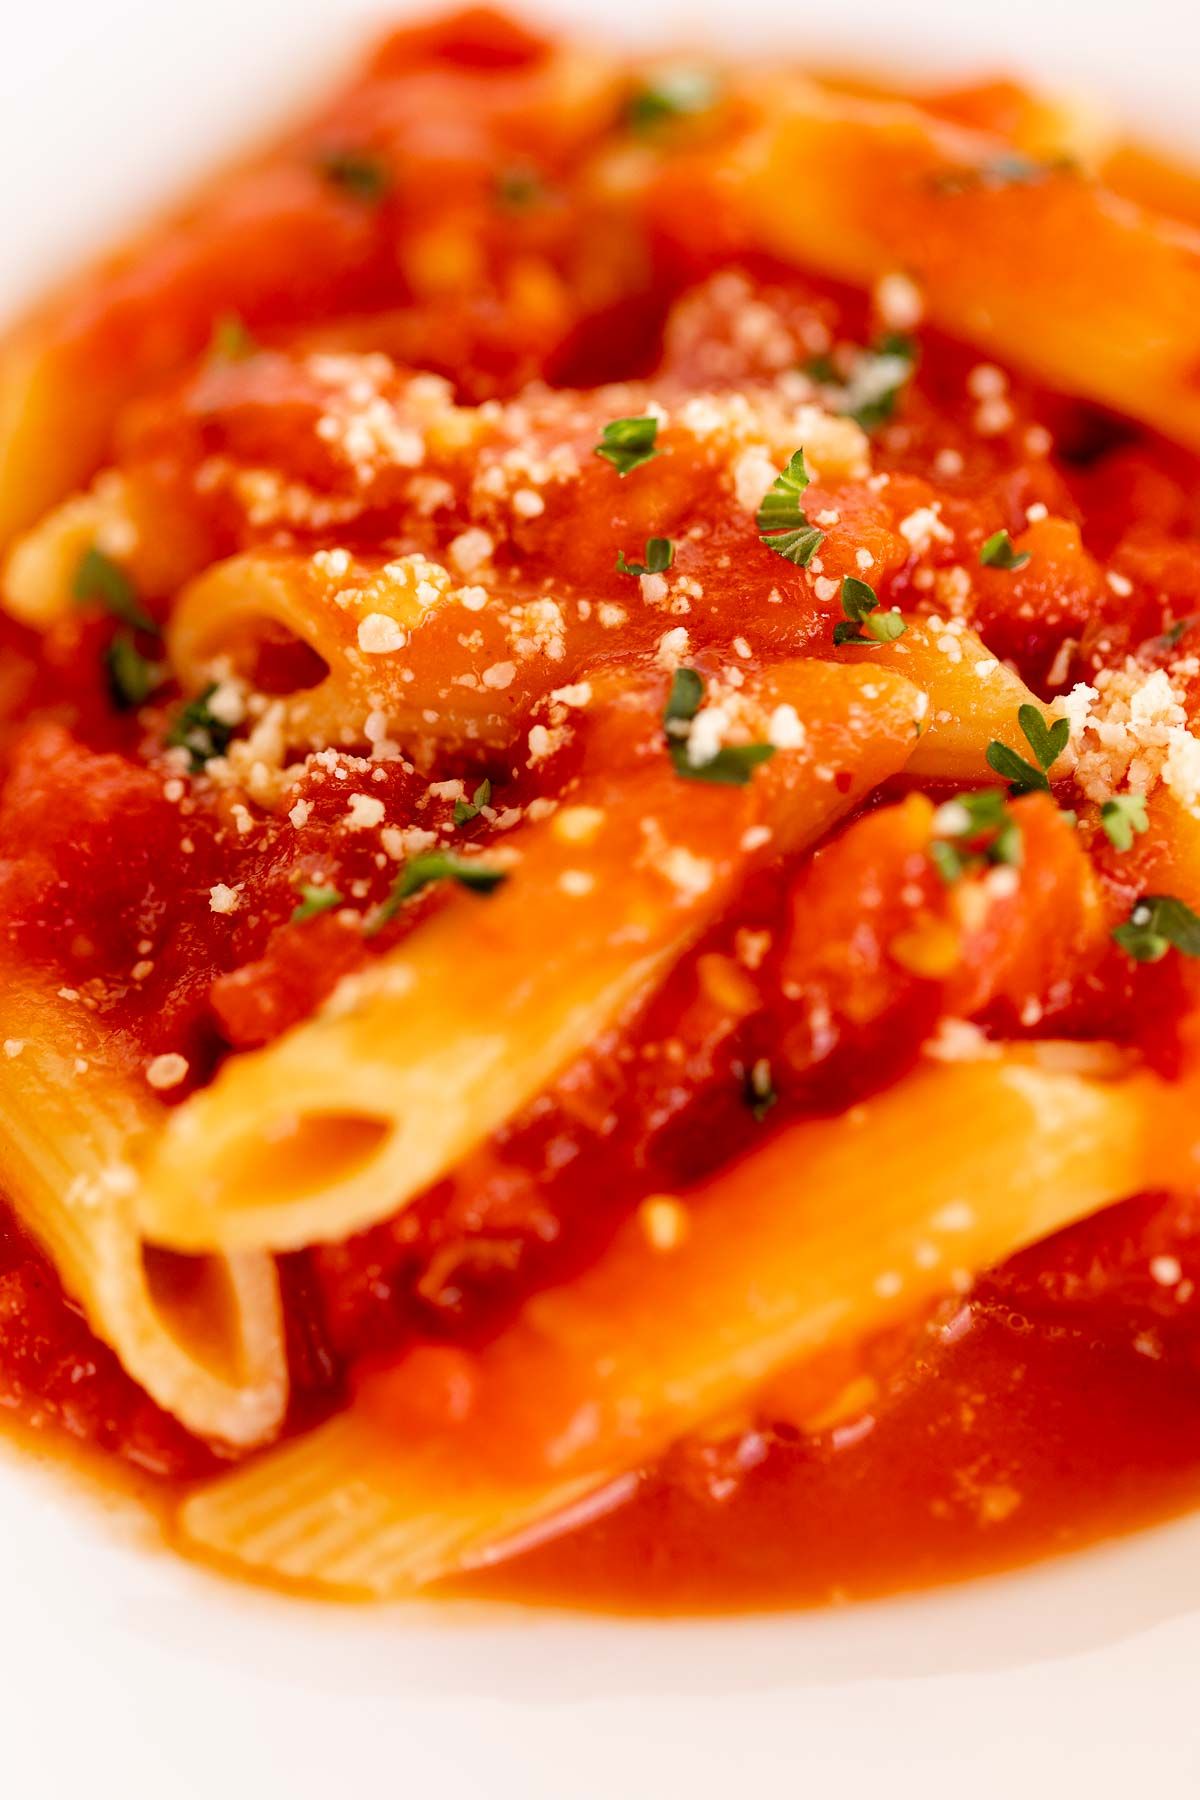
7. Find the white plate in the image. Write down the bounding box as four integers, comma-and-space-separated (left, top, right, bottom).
2, 2, 1200, 1793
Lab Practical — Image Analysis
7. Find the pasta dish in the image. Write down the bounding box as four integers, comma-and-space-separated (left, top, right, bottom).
4, 6, 1200, 1609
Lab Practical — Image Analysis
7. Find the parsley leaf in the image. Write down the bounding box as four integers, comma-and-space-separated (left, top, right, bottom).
662, 666, 775, 786
980, 529, 1031, 571
664, 666, 704, 728
626, 68, 719, 132
209, 312, 258, 362
495, 165, 545, 210
930, 787, 1023, 883
615, 537, 674, 578
291, 883, 344, 923
165, 685, 235, 770
1113, 894, 1200, 963
838, 337, 916, 433
594, 416, 660, 476
986, 703, 1068, 794
73, 547, 157, 634
453, 778, 492, 826
368, 851, 507, 935
318, 150, 391, 203
1158, 615, 1194, 651
832, 575, 907, 646
105, 632, 166, 710
1100, 792, 1149, 852
743, 1057, 777, 1122
756, 449, 825, 567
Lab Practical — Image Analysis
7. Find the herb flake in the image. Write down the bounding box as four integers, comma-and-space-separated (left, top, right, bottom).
73, 547, 157, 634
367, 851, 507, 935
291, 883, 344, 924
1113, 894, 1200, 963
986, 704, 1069, 795
1100, 792, 1149, 852
165, 685, 235, 770
616, 537, 674, 578
318, 149, 391, 203
626, 68, 719, 133
980, 529, 1031, 572
662, 666, 775, 786
453, 778, 492, 826
832, 575, 907, 647
756, 449, 825, 567
594, 416, 660, 476
105, 633, 166, 710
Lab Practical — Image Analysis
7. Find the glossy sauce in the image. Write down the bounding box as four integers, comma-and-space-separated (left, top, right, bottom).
3, 8, 1200, 1609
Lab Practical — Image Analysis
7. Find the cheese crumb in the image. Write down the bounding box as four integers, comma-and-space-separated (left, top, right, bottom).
208, 883, 241, 915
357, 613, 407, 655
146, 1052, 189, 1091
345, 792, 386, 830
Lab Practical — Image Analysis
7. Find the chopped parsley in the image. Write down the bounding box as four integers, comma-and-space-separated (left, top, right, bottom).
662, 666, 775, 786
986, 704, 1069, 795
1159, 615, 1194, 651
73, 547, 157, 634
810, 334, 916, 434
318, 149, 391, 203
756, 449, 824, 567
165, 685, 235, 770
105, 633, 166, 710
291, 883, 344, 924
1100, 792, 1149, 853
743, 1057, 777, 1122
980, 529, 1031, 572
833, 576, 907, 646
626, 68, 719, 133
453, 778, 492, 826
616, 537, 674, 577
495, 164, 545, 210
367, 851, 507, 934
1113, 894, 1200, 963
594, 416, 660, 476
930, 787, 1023, 884
209, 312, 257, 362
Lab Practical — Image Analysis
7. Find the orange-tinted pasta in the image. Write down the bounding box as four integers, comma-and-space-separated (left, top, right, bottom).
1, 7, 1200, 1611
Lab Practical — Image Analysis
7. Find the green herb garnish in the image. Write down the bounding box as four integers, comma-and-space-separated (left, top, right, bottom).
1100, 793, 1149, 853
756, 449, 824, 567
980, 529, 1031, 572
105, 632, 166, 710
825, 335, 916, 434
615, 537, 674, 578
209, 312, 258, 362
662, 666, 775, 786
453, 778, 492, 826
986, 704, 1069, 795
930, 787, 1023, 884
165, 685, 235, 770
626, 68, 719, 133
743, 1058, 777, 1122
367, 851, 506, 935
318, 150, 391, 203
291, 883, 344, 923
833, 575, 907, 647
495, 165, 545, 210
1113, 894, 1200, 963
73, 547, 157, 634
594, 416, 660, 476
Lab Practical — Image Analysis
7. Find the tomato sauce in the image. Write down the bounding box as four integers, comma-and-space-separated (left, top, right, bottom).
4, 7, 1200, 1607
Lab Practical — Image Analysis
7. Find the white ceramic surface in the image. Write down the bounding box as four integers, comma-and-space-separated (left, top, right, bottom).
2, 2, 1200, 1793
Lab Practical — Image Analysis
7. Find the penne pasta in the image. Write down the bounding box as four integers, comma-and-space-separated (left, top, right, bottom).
0, 982, 287, 1448
725, 84, 1200, 449
180, 1046, 1200, 1593
135, 658, 925, 1252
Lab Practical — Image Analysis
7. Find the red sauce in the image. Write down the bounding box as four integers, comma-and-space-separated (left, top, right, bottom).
3, 8, 1200, 1608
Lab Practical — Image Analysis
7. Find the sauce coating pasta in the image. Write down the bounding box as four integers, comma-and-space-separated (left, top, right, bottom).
2, 6, 1200, 1608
